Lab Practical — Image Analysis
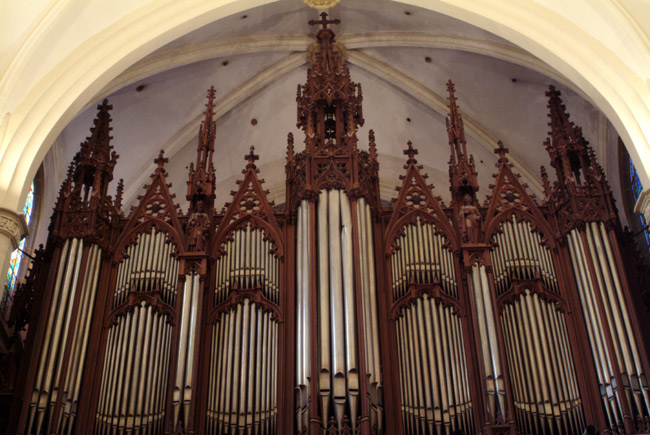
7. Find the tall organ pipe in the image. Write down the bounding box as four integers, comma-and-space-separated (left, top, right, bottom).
358, 198, 383, 431
173, 273, 200, 429
317, 191, 331, 424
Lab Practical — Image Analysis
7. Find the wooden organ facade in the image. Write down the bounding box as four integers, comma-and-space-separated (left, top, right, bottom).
7, 15, 650, 435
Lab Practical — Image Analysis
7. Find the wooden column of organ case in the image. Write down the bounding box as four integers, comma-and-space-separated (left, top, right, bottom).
7, 14, 650, 435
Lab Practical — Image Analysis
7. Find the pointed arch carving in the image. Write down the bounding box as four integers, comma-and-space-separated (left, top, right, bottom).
385, 143, 456, 254
212, 147, 284, 259
484, 143, 555, 247
120, 150, 186, 250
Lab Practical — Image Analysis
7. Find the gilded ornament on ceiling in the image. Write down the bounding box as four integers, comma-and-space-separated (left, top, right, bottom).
303, 0, 341, 9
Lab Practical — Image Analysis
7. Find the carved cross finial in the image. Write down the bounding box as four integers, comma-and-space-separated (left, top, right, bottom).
245, 145, 259, 169
308, 12, 340, 30
495, 140, 509, 161
404, 140, 418, 165
154, 149, 168, 172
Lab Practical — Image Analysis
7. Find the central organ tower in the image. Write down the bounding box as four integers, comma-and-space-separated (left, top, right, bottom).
7, 14, 650, 435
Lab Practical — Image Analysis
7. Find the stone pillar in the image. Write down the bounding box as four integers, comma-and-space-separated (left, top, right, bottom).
0, 208, 28, 288
634, 188, 650, 227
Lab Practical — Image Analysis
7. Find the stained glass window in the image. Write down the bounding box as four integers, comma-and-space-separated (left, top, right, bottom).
3, 182, 34, 312
629, 158, 650, 249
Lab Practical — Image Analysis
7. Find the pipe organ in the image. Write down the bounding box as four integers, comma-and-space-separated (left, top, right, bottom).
8, 14, 650, 435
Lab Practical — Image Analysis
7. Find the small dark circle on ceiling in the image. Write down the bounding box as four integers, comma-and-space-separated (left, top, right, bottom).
406, 117, 411, 122
425, 56, 432, 63
222, 60, 229, 66
480, 160, 484, 164
241, 15, 248, 19
251, 118, 258, 126
136, 84, 146, 92
511, 78, 518, 82
404, 11, 411, 15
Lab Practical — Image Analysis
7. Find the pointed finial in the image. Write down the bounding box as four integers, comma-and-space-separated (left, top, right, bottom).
368, 129, 377, 161
308, 12, 340, 30
540, 166, 551, 196
495, 140, 509, 162
245, 146, 259, 170
286, 133, 294, 161
445, 79, 468, 164
404, 140, 418, 165
154, 149, 168, 172
115, 178, 124, 209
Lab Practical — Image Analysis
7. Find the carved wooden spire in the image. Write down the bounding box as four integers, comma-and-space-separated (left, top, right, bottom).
297, 12, 363, 155
288, 14, 379, 210
187, 87, 217, 214
70, 99, 119, 206
544, 85, 617, 230
49, 99, 120, 247
446, 80, 479, 201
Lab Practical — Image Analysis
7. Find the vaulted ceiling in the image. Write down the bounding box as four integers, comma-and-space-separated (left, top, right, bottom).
40, 0, 624, 245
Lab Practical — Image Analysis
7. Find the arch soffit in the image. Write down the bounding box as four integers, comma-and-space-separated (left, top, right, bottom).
2, 0, 649, 213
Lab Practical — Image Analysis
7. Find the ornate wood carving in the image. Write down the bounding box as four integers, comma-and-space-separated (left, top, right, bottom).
385, 140, 455, 253
213, 146, 284, 259
105, 290, 177, 326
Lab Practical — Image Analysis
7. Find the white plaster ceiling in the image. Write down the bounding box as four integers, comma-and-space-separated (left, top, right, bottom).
39, 0, 625, 246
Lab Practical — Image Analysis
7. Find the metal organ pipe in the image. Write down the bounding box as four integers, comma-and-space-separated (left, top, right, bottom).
490, 217, 585, 433
358, 198, 383, 430
390, 219, 474, 433
173, 272, 200, 429
318, 190, 332, 424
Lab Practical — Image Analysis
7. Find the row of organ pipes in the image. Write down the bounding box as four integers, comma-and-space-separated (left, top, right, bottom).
489, 216, 584, 433
207, 223, 282, 433
95, 304, 173, 434
389, 218, 474, 433
389, 217, 458, 300
490, 216, 559, 296
113, 227, 179, 307
206, 300, 278, 434
97, 228, 182, 434
27, 239, 103, 434
567, 222, 650, 426
214, 222, 281, 305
